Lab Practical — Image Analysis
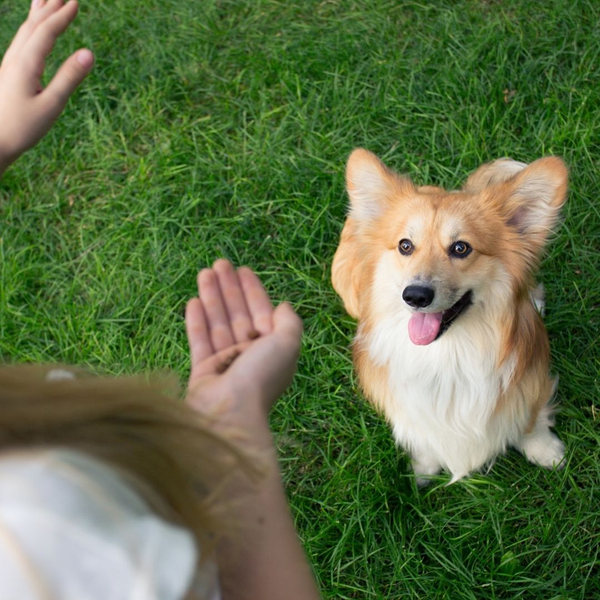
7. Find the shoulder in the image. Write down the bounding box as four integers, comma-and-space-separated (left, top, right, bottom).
0, 448, 199, 600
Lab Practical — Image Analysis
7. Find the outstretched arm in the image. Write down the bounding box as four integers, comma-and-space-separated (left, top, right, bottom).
185, 259, 320, 600
0, 0, 94, 176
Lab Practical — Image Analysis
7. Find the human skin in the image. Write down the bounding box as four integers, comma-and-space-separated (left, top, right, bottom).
185, 260, 320, 600
0, 3, 320, 597
0, 0, 94, 176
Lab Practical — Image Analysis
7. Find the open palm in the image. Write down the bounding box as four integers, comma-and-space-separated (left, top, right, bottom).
185, 260, 302, 426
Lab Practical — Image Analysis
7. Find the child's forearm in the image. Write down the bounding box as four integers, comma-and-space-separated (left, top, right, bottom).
217, 463, 321, 600
184, 262, 315, 597
216, 421, 320, 600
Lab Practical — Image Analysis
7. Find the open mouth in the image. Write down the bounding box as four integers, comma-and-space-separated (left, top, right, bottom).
408, 291, 473, 345
435, 290, 473, 340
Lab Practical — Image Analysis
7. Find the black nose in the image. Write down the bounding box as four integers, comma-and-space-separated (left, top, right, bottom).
403, 285, 435, 308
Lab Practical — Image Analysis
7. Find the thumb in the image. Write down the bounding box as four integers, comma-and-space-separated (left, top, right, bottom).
273, 302, 303, 344
42, 48, 94, 118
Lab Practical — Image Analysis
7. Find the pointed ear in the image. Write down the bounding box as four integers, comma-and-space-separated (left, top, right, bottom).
346, 149, 413, 222
499, 157, 568, 252
463, 158, 528, 194
332, 217, 361, 318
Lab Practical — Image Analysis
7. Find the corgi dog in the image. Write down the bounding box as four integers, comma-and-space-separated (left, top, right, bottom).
332, 149, 567, 484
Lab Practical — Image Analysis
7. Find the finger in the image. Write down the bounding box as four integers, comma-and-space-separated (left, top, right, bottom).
34, 0, 73, 26
30, 0, 60, 20
1, 24, 31, 65
33, 0, 63, 15
2, 0, 55, 61
213, 259, 256, 343
24, 0, 65, 38
273, 302, 303, 348
238, 267, 275, 335
0, 0, 46, 63
185, 299, 214, 369
198, 269, 235, 350
40, 49, 94, 117
26, 0, 68, 40
24, 0, 79, 66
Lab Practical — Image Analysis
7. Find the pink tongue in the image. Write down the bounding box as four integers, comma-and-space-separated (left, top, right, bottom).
408, 312, 443, 345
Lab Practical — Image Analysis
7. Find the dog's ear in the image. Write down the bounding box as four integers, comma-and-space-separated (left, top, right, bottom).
335, 149, 413, 317
463, 158, 528, 194
346, 149, 413, 222
332, 217, 361, 318
499, 157, 568, 255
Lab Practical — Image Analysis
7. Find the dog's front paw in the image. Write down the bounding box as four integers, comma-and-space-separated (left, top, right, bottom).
415, 475, 433, 488
412, 455, 442, 487
521, 431, 565, 470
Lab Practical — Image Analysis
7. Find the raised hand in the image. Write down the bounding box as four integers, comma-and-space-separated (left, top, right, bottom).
185, 260, 303, 435
0, 0, 94, 174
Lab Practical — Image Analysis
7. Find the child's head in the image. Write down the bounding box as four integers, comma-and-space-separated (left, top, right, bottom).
0, 364, 260, 555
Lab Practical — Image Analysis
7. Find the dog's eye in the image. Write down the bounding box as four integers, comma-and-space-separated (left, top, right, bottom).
450, 241, 472, 258
398, 239, 414, 256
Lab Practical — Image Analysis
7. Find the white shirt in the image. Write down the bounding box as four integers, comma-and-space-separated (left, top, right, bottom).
0, 449, 220, 600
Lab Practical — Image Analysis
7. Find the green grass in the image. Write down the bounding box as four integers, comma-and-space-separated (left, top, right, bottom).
1, 0, 599, 597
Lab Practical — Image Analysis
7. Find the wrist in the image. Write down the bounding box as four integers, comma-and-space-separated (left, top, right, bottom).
186, 386, 274, 448
223, 405, 275, 451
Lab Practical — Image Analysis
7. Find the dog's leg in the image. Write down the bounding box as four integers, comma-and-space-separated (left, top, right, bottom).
515, 405, 565, 469
411, 452, 442, 488
530, 283, 545, 316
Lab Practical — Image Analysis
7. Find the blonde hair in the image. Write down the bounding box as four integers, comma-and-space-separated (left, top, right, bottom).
0, 364, 260, 562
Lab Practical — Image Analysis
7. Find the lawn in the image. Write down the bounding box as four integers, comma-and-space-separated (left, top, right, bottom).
0, 0, 598, 598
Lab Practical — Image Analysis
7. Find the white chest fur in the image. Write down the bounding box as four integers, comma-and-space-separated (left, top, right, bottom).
361, 258, 528, 480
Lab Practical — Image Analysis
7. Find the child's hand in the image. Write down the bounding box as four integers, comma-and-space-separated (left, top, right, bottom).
0, 0, 94, 173
185, 260, 303, 440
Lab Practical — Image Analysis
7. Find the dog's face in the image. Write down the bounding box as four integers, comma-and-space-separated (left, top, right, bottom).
377, 193, 499, 344
332, 150, 568, 345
